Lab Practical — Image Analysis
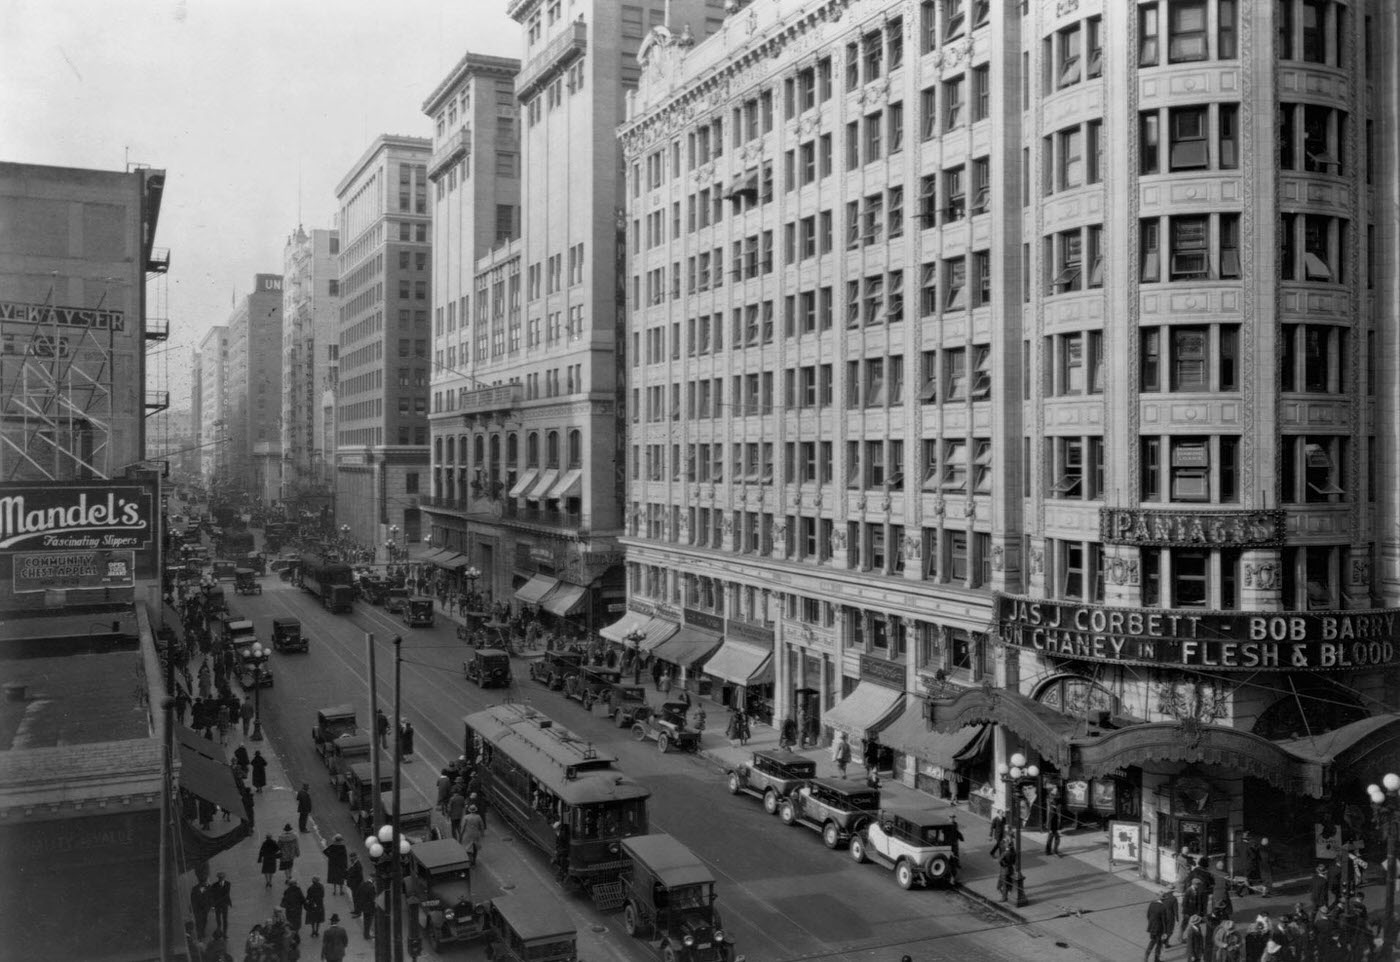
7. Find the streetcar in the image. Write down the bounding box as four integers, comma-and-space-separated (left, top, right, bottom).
463, 704, 650, 902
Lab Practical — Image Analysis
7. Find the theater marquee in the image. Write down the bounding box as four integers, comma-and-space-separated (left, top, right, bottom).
995, 594, 1400, 671
1099, 508, 1286, 548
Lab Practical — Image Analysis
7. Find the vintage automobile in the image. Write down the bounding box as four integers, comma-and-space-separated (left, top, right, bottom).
403, 838, 496, 951
463, 648, 512, 688
602, 682, 650, 727
620, 833, 736, 962
327, 733, 376, 795
357, 574, 390, 605
344, 761, 395, 812
632, 702, 702, 754
563, 665, 621, 708
233, 568, 262, 595
311, 706, 357, 762
359, 787, 445, 843
383, 586, 411, 614
403, 596, 435, 628
487, 888, 578, 962
849, 803, 963, 889
528, 650, 583, 690
725, 750, 817, 814
778, 777, 881, 849
212, 613, 257, 650
211, 559, 238, 581
204, 586, 228, 616
272, 617, 307, 653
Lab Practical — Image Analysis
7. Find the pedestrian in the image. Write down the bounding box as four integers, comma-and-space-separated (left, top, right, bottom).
345, 853, 365, 900
242, 923, 268, 962
863, 733, 881, 776
354, 876, 378, 939
1182, 877, 1210, 941
461, 805, 486, 852
1189, 856, 1217, 900
997, 843, 1018, 902
321, 914, 349, 962
831, 731, 851, 778
191, 877, 213, 939
989, 807, 1007, 857
1175, 847, 1197, 895
258, 833, 280, 888
281, 879, 306, 935
232, 744, 250, 783
1184, 914, 1208, 962
448, 790, 467, 842
399, 718, 414, 759
376, 709, 389, 749
296, 782, 313, 833
239, 783, 254, 828
694, 706, 706, 734
436, 772, 452, 814
209, 870, 232, 937
660, 669, 672, 694
738, 711, 750, 745
305, 877, 326, 937
250, 750, 267, 793
1212, 919, 1242, 962
780, 716, 797, 750
651, 659, 663, 691
1044, 805, 1063, 856
323, 834, 348, 895
277, 822, 301, 882
215, 703, 230, 746
1146, 888, 1178, 962
1309, 862, 1331, 915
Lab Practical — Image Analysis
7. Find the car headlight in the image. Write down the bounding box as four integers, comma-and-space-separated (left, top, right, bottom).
683, 935, 695, 947
714, 930, 725, 943
608, 843, 619, 854
444, 909, 455, 921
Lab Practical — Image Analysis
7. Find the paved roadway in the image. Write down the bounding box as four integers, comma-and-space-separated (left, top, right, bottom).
231, 577, 1092, 962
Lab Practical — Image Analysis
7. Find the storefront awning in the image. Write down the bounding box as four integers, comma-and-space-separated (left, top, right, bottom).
432, 552, 469, 570
638, 617, 680, 649
539, 581, 588, 617
177, 743, 246, 815
880, 707, 989, 768
649, 625, 723, 667
930, 686, 1079, 769
525, 468, 559, 500
701, 639, 772, 687
514, 574, 559, 606
601, 611, 650, 643
176, 725, 227, 764
547, 468, 582, 500
824, 682, 905, 738
508, 468, 539, 499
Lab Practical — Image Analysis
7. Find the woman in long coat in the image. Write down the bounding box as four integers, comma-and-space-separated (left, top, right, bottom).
323, 834, 349, 894
344, 852, 365, 899
276, 823, 300, 882
280, 879, 305, 933
250, 751, 268, 793
256, 834, 280, 888
304, 877, 326, 936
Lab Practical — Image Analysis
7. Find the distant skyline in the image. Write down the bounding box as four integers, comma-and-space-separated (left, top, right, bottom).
1, 0, 520, 409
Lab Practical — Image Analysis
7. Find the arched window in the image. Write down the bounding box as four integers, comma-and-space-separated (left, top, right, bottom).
568, 429, 583, 468
458, 436, 469, 463
1034, 675, 1120, 717
473, 434, 485, 470
489, 434, 501, 479
434, 437, 443, 463
507, 432, 519, 466
527, 432, 540, 468
1252, 684, 1365, 741
546, 430, 560, 469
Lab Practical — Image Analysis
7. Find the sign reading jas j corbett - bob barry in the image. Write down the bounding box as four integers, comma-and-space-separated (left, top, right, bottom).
995, 594, 1400, 671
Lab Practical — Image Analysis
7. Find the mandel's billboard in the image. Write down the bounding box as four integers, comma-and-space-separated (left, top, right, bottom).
0, 480, 158, 604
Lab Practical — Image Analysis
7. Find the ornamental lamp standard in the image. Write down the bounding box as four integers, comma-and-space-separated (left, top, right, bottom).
996, 751, 1040, 907
463, 565, 481, 601
242, 642, 271, 741
389, 524, 400, 561
1367, 773, 1400, 953
624, 628, 646, 651
365, 825, 413, 962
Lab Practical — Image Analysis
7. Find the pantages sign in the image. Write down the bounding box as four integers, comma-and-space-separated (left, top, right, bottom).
995, 594, 1400, 672
1099, 508, 1286, 548
0, 484, 154, 551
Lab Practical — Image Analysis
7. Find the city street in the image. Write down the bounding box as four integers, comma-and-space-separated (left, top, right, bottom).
228, 578, 1089, 962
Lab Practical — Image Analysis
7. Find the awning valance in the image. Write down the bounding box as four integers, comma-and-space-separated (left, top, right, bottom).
526, 468, 559, 500
508, 468, 539, 499
177, 743, 246, 815
514, 574, 559, 606
600, 611, 650, 643
701, 639, 772, 687
824, 682, 904, 738
880, 707, 988, 768
539, 581, 588, 617
930, 686, 1079, 769
547, 468, 583, 500
649, 625, 722, 667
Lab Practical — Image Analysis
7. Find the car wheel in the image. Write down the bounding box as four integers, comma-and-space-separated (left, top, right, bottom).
657, 732, 670, 753
632, 725, 647, 742
623, 901, 648, 938
927, 854, 951, 883
726, 773, 742, 795
662, 945, 680, 962
822, 822, 842, 849
850, 835, 868, 863
779, 802, 796, 825
896, 860, 915, 890
763, 789, 779, 814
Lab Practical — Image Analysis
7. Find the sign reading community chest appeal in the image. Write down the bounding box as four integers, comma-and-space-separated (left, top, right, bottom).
995, 593, 1400, 671
12, 549, 135, 592
0, 485, 153, 550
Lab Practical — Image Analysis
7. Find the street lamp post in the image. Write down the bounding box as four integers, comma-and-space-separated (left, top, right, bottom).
997, 751, 1039, 907
1367, 773, 1400, 953
242, 642, 270, 741
463, 565, 481, 604
364, 825, 411, 962
389, 524, 400, 562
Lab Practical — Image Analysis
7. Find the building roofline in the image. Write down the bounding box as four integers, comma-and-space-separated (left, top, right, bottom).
506, 0, 538, 24
334, 134, 433, 199
422, 52, 522, 115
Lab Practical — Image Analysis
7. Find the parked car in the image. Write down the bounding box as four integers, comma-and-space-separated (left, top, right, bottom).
619, 833, 736, 962
849, 803, 963, 889
403, 839, 495, 951
383, 586, 411, 614
486, 889, 577, 962
778, 777, 881, 849
631, 702, 702, 753
403, 596, 435, 627
359, 787, 445, 843
528, 650, 583, 690
311, 706, 357, 763
602, 681, 650, 727
725, 749, 817, 814
344, 762, 394, 812
564, 665, 621, 707
272, 617, 307, 653
463, 648, 512, 688
327, 733, 376, 796
233, 568, 262, 595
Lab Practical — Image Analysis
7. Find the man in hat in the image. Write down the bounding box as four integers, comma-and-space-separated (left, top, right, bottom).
1309, 861, 1332, 914
321, 913, 349, 962
1180, 876, 1210, 941
1145, 888, 1177, 962
209, 870, 232, 938
296, 782, 313, 832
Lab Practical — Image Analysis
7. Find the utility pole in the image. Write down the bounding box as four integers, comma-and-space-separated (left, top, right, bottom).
391, 635, 405, 962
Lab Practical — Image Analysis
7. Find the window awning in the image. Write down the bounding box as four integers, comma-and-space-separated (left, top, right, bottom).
539, 581, 588, 617
823, 682, 905, 738
701, 639, 773, 687
508, 468, 539, 498
176, 725, 227, 765
514, 573, 559, 606
879, 706, 989, 768
433, 552, 469, 570
637, 617, 680, 650
548, 468, 583, 500
526, 468, 559, 500
600, 610, 650, 644
649, 624, 723, 667
177, 743, 246, 816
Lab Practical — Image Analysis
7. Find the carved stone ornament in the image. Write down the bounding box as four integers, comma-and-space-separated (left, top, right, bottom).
856, 492, 867, 513
1106, 556, 1140, 586
964, 501, 977, 520
902, 534, 921, 560
933, 499, 946, 518
856, 79, 889, 108
1029, 548, 1045, 575
991, 543, 1006, 571
721, 514, 734, 537
1057, 0, 1081, 17
772, 520, 787, 542
678, 513, 690, 536
1351, 556, 1372, 585
830, 528, 847, 550
881, 494, 891, 513
797, 115, 821, 138
813, 491, 822, 508
1243, 561, 1280, 590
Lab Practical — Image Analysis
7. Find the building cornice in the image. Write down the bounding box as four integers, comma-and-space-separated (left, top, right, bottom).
422, 52, 522, 116
334, 134, 433, 200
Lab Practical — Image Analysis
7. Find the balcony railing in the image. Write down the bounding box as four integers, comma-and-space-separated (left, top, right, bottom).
144, 390, 169, 415
146, 248, 170, 275
515, 20, 586, 101
460, 383, 522, 416
428, 127, 471, 181
505, 500, 582, 530
144, 317, 170, 341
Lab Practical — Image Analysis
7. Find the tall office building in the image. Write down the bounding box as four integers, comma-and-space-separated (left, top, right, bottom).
190, 346, 202, 475
281, 226, 341, 506
621, 0, 1400, 883
333, 135, 432, 547
197, 325, 228, 483
224, 275, 284, 499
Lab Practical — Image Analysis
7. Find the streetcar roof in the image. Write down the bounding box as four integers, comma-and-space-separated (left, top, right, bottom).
491, 890, 576, 942
620, 834, 715, 888
412, 838, 478, 873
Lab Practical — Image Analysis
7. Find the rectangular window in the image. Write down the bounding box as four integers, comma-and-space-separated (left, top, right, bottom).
1168, 0, 1207, 62
1169, 106, 1209, 170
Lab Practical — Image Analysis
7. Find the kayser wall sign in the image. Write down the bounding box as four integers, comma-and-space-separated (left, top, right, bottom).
995, 594, 1400, 671
0, 485, 154, 551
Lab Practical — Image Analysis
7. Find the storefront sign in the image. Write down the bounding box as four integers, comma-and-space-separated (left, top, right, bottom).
0, 484, 154, 551
654, 603, 681, 622
685, 608, 723, 633
860, 654, 905, 689
726, 620, 774, 645
628, 599, 655, 616
1100, 508, 1286, 548
607, 602, 626, 613
1091, 778, 1117, 813
529, 546, 556, 563
996, 594, 1400, 671
0, 299, 125, 332
13, 549, 135, 592
1064, 779, 1090, 811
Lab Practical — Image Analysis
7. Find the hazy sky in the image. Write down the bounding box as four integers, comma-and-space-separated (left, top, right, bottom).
1, 0, 520, 407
